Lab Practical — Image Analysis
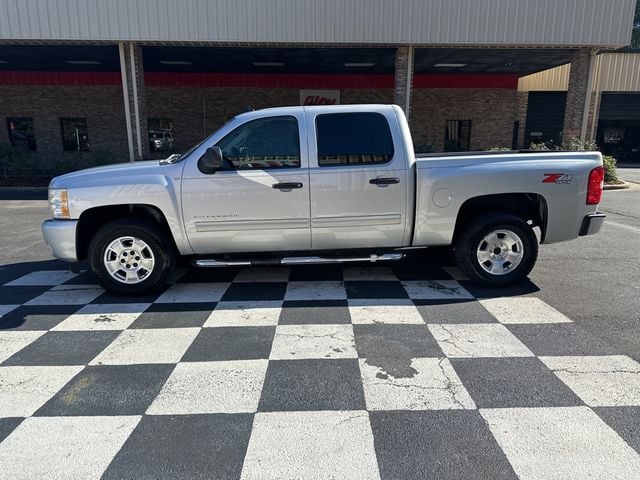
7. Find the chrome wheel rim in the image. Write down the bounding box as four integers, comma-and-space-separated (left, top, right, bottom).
476, 229, 524, 276
103, 236, 155, 285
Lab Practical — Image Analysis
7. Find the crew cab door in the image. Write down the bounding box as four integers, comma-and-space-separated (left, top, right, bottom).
306, 109, 409, 249
181, 113, 311, 254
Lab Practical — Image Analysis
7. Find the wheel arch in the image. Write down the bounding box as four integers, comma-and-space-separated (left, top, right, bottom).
76, 204, 178, 262
453, 193, 548, 243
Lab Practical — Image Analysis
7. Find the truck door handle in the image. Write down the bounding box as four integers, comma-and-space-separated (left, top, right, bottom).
272, 182, 303, 190
369, 177, 400, 185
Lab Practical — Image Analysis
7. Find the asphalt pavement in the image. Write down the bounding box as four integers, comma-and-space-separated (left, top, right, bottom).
0, 170, 638, 479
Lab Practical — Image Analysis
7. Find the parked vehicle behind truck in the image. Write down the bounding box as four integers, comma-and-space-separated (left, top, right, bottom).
42, 104, 606, 294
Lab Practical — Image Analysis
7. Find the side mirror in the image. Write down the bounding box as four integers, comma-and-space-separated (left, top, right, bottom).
198, 146, 224, 174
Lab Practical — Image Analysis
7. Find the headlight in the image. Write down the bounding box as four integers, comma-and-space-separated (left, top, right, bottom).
48, 188, 70, 219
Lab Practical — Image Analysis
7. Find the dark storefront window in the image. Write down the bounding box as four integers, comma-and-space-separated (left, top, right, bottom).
7, 117, 36, 151
445, 120, 472, 151
148, 117, 175, 152
60, 118, 90, 151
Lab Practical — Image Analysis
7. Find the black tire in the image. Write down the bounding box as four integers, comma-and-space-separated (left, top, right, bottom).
88, 218, 176, 295
453, 212, 538, 287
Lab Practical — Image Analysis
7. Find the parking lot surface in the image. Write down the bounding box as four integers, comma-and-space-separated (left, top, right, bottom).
1, 259, 639, 480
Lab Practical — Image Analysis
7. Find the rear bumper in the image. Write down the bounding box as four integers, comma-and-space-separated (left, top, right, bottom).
41, 219, 78, 262
579, 213, 606, 236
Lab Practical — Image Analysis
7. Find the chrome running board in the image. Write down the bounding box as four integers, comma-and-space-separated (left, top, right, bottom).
194, 253, 404, 268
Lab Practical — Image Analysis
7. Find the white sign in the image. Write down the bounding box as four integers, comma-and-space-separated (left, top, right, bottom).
300, 90, 340, 106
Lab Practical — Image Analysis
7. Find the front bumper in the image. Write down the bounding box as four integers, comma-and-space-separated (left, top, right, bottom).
41, 219, 78, 262
579, 213, 606, 236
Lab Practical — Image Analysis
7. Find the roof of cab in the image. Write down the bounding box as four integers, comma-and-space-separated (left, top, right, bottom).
233, 104, 398, 121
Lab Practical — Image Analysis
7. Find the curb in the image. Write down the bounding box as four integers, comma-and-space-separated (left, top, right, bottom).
604, 181, 631, 191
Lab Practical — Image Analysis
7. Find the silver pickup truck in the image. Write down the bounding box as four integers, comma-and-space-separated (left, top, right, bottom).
42, 104, 605, 294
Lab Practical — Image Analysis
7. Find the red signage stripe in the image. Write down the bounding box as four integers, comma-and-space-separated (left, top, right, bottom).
0, 71, 121, 86
144, 72, 395, 89
0, 71, 518, 90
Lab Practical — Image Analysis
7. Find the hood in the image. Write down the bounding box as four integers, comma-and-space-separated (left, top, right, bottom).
49, 160, 173, 189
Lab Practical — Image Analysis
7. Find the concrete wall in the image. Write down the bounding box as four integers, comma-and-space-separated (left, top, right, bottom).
410, 89, 520, 152
0, 85, 129, 160
145, 87, 393, 152
1, 84, 518, 162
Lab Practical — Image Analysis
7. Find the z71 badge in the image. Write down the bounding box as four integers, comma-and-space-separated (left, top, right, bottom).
543, 173, 573, 184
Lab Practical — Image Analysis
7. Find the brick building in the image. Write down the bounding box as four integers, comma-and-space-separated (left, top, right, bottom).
0, 0, 636, 175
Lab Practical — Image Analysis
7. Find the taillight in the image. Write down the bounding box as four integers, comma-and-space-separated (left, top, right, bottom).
586, 166, 604, 205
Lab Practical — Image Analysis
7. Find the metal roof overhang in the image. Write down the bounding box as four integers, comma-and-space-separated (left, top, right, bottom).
0, 0, 635, 48
0, 45, 576, 77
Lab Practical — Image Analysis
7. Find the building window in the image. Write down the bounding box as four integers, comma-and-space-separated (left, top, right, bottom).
216, 116, 300, 170
7, 117, 36, 151
148, 118, 175, 152
316, 112, 394, 166
445, 120, 472, 152
60, 118, 90, 151
603, 127, 625, 144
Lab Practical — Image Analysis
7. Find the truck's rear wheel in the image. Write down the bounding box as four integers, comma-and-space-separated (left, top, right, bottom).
454, 212, 538, 287
89, 218, 175, 295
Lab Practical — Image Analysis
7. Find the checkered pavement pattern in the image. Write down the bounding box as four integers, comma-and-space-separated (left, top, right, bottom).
0, 262, 639, 479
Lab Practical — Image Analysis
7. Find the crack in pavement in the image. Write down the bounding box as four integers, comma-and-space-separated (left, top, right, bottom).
432, 324, 475, 357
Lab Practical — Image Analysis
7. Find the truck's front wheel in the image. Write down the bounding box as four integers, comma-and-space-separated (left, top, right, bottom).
88, 219, 175, 295
454, 213, 538, 287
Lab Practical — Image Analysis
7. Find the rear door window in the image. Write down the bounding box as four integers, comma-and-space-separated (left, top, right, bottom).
316, 112, 394, 166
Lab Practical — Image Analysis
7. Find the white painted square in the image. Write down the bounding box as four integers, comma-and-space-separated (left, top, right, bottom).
342, 266, 397, 281
269, 324, 357, 360
284, 281, 347, 301
89, 328, 200, 365
0, 415, 141, 480
204, 301, 282, 327
154, 283, 230, 303
0, 304, 20, 317
348, 299, 424, 325
25, 285, 105, 306
481, 406, 640, 480
4, 270, 78, 286
147, 360, 268, 414
0, 365, 84, 416
0, 331, 46, 364
428, 323, 534, 358
241, 411, 380, 480
51, 303, 150, 331
540, 355, 640, 406
402, 280, 474, 300
359, 357, 475, 410
233, 268, 290, 283
479, 297, 572, 324
442, 266, 469, 281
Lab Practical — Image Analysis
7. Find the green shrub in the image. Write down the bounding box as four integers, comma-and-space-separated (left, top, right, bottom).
602, 155, 621, 184
521, 136, 620, 184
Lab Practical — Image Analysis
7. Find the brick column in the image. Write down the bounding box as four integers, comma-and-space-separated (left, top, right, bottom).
563, 48, 595, 143
394, 46, 414, 121
118, 42, 149, 161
